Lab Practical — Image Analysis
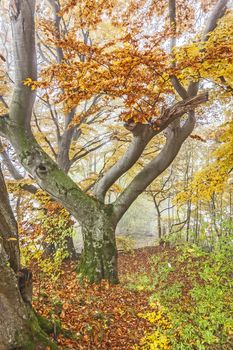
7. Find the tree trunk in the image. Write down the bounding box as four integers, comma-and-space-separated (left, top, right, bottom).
157, 213, 162, 240
186, 200, 191, 242
78, 210, 118, 284
0, 165, 20, 273
153, 197, 162, 240
66, 236, 78, 260
0, 241, 59, 350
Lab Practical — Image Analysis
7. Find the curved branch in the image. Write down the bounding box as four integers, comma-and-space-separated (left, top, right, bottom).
112, 92, 208, 223
93, 124, 155, 202
188, 0, 229, 97
113, 128, 186, 223
203, 0, 229, 38
94, 92, 208, 202
170, 0, 229, 98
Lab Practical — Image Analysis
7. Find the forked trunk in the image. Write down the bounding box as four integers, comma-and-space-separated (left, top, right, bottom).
78, 210, 118, 284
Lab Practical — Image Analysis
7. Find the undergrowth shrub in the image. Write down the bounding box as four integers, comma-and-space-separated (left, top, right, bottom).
116, 235, 135, 252
20, 190, 76, 281
128, 236, 233, 349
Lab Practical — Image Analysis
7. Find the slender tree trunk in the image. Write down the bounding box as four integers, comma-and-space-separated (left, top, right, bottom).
211, 193, 220, 238
78, 210, 118, 284
157, 213, 162, 240
195, 202, 199, 243
168, 198, 171, 229
153, 198, 162, 239
186, 200, 191, 242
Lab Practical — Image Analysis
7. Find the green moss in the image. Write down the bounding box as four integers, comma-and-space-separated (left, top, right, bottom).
36, 314, 55, 334
77, 236, 119, 284
16, 308, 60, 350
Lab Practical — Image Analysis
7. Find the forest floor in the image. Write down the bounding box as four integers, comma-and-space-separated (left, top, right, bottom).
32, 244, 232, 350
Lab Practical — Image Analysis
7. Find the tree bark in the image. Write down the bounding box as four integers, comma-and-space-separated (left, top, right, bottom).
0, 164, 20, 273
0, 241, 59, 350
153, 197, 162, 239
78, 208, 118, 284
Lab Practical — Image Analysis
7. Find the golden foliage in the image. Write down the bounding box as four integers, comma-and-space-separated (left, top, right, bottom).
176, 119, 233, 204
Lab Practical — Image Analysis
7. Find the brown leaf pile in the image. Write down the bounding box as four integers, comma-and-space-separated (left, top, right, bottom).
32, 249, 160, 349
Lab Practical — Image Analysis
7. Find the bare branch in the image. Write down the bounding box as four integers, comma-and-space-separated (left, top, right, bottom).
70, 141, 109, 165
94, 92, 208, 203
188, 0, 229, 97
0, 139, 22, 180
203, 0, 229, 38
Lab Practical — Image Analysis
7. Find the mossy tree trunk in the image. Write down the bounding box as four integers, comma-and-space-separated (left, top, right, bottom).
0, 242, 59, 350
78, 209, 118, 283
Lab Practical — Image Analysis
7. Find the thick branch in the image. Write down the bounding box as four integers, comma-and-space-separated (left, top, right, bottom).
113, 128, 187, 223
93, 124, 155, 202
94, 92, 207, 202
9, 0, 37, 130
180, 110, 196, 138
170, 0, 229, 98
57, 123, 76, 173
188, 0, 229, 96
170, 76, 188, 99
112, 94, 207, 223
203, 0, 229, 38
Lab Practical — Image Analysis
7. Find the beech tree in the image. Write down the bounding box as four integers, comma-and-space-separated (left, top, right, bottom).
0, 0, 231, 283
